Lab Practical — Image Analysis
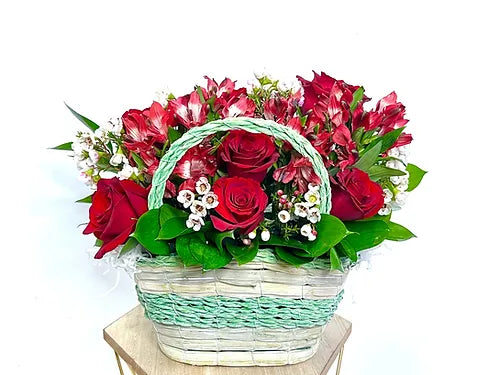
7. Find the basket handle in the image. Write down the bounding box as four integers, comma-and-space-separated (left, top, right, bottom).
148, 117, 332, 213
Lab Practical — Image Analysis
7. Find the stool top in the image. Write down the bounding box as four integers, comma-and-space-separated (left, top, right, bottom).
104, 306, 351, 375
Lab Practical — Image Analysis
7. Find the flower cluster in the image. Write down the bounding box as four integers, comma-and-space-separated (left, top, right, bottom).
177, 177, 219, 231
56, 72, 424, 269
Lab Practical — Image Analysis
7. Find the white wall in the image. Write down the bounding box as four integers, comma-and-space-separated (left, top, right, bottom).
1, 1, 499, 374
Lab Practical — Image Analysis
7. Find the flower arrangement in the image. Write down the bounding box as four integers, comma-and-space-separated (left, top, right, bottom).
54, 72, 425, 270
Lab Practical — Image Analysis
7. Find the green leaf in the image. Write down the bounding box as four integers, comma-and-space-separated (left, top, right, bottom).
361, 213, 392, 222
159, 203, 188, 224
205, 230, 234, 254
75, 194, 93, 203
330, 248, 344, 271
95, 238, 103, 247
130, 152, 146, 171
406, 163, 427, 192
368, 165, 407, 181
275, 247, 313, 266
177, 232, 232, 270
352, 127, 364, 146
266, 214, 347, 257
336, 240, 357, 262
157, 217, 194, 240
131, 209, 170, 255
65, 103, 100, 131
168, 127, 182, 144
175, 234, 201, 266
342, 220, 389, 252
386, 221, 416, 241
305, 214, 348, 256
353, 140, 382, 172
51, 141, 73, 151
350, 87, 365, 112
225, 238, 259, 265
377, 127, 405, 153
120, 237, 139, 256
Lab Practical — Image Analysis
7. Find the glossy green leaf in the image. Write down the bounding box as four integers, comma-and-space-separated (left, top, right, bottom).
65, 103, 100, 131
342, 220, 389, 252
157, 217, 194, 240
350, 87, 365, 112
130, 152, 146, 171
330, 248, 344, 271
275, 247, 313, 266
175, 234, 200, 266
205, 230, 234, 254
361, 213, 392, 222
178, 232, 232, 270
265, 235, 309, 251
225, 238, 259, 265
406, 163, 427, 192
159, 203, 188, 224
51, 141, 73, 151
336, 240, 357, 262
75, 194, 93, 203
132, 209, 170, 255
386, 221, 416, 241
353, 141, 382, 172
378, 127, 405, 153
119, 237, 139, 256
168, 127, 182, 144
368, 165, 407, 181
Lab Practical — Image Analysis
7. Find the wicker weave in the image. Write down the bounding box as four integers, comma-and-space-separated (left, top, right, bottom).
135, 118, 348, 366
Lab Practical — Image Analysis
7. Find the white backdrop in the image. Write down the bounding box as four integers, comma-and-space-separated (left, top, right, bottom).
1, 1, 499, 374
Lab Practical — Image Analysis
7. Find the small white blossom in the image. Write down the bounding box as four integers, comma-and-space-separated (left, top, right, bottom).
177, 190, 195, 208
308, 183, 320, 192
304, 189, 321, 207
77, 158, 93, 172
248, 230, 257, 240
395, 192, 408, 206
383, 188, 393, 204
300, 223, 312, 237
307, 232, 317, 241
88, 150, 99, 164
387, 148, 400, 158
260, 229, 271, 242
278, 210, 291, 223
186, 214, 204, 231
294, 203, 309, 218
102, 118, 123, 136
196, 177, 211, 195
110, 153, 126, 166
202, 192, 219, 209
190, 200, 207, 217
378, 205, 392, 216
307, 207, 321, 224
242, 238, 252, 246
118, 164, 138, 180
390, 175, 402, 185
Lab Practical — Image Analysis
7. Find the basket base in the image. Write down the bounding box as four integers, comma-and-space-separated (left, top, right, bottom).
157, 341, 320, 367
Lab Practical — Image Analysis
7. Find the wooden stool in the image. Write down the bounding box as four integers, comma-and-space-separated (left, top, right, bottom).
104, 306, 351, 375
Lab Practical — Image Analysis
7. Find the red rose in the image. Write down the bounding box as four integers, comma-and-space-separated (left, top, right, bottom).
211, 176, 268, 234
83, 178, 148, 258
330, 168, 384, 221
218, 130, 279, 182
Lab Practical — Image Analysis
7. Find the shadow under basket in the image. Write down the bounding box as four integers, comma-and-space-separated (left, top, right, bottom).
135, 249, 348, 367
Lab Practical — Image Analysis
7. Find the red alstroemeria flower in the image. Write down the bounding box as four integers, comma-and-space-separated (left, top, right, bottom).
297, 71, 364, 113
221, 95, 256, 118
142, 101, 174, 142
204, 76, 256, 118
205, 76, 236, 97
173, 141, 217, 179
263, 96, 297, 124
273, 154, 321, 193
169, 91, 208, 128
312, 82, 352, 127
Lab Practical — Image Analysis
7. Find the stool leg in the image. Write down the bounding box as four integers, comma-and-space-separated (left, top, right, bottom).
335, 345, 345, 375
114, 351, 125, 375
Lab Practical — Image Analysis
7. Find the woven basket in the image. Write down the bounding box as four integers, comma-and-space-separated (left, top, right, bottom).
135, 117, 349, 366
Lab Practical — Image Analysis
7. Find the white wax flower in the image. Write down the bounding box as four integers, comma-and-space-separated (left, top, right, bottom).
395, 192, 408, 206
190, 200, 207, 217
186, 214, 204, 231
248, 230, 257, 240
307, 207, 321, 223
383, 188, 393, 204
202, 192, 219, 209
196, 177, 211, 195
118, 164, 137, 180
260, 229, 271, 242
99, 170, 118, 179
378, 205, 391, 216
177, 190, 195, 208
294, 203, 309, 218
300, 223, 312, 237
110, 153, 125, 166
278, 210, 291, 223
304, 190, 320, 207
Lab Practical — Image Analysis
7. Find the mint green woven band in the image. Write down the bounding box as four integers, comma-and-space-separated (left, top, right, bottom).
148, 117, 332, 213
137, 289, 344, 329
